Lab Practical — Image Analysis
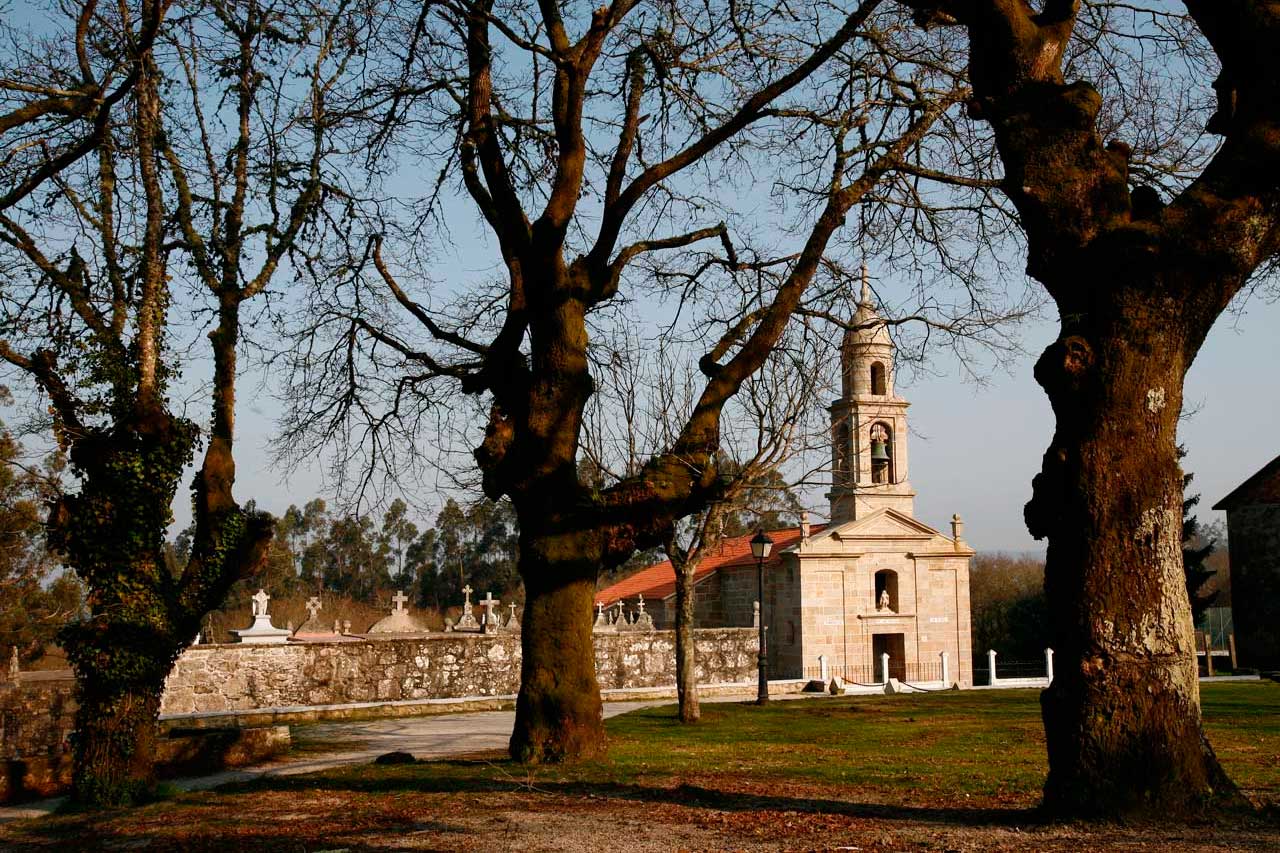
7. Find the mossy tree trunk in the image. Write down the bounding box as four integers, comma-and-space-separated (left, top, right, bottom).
898, 0, 1280, 817
51, 401, 272, 806
1, 0, 334, 806
67, 685, 163, 806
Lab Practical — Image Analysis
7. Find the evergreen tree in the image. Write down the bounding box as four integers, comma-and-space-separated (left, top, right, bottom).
1182, 477, 1218, 625
381, 499, 419, 589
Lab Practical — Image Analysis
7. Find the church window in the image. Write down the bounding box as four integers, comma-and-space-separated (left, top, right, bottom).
870, 422, 892, 484
874, 570, 899, 613
870, 361, 886, 395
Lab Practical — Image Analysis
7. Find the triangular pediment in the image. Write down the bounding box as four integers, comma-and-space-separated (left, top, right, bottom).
787, 507, 949, 551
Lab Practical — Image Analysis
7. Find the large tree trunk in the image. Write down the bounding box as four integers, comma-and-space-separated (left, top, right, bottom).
51, 418, 195, 806
509, 535, 605, 762
53, 405, 271, 806
69, 655, 166, 805
674, 564, 700, 723
1027, 299, 1241, 816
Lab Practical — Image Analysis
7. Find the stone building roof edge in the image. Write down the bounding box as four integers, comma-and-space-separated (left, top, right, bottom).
1213, 452, 1280, 510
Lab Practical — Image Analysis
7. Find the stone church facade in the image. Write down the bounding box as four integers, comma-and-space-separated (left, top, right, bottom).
597, 276, 975, 686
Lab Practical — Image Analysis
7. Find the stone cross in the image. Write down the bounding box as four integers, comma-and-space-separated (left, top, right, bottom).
509, 602, 518, 622
597, 602, 605, 619
480, 591, 500, 624
461, 584, 474, 608
636, 594, 646, 615
252, 589, 270, 617
392, 590, 409, 613
306, 597, 322, 620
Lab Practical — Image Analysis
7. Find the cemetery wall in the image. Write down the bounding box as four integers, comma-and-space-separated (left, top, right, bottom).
1, 627, 757, 801
0, 675, 77, 801
160, 627, 758, 715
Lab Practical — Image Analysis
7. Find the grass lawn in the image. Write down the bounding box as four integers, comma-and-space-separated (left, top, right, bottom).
2, 682, 1277, 852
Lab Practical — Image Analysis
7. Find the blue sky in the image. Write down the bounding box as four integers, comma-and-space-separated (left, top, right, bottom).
186, 268, 1278, 554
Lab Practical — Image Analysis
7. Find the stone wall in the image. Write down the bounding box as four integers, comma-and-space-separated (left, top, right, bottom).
593, 628, 755, 690
0, 675, 77, 800
160, 627, 758, 716
1, 627, 758, 801
0, 675, 76, 762
161, 633, 524, 715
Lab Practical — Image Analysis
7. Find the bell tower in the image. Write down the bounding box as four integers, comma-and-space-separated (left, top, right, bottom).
828, 266, 915, 522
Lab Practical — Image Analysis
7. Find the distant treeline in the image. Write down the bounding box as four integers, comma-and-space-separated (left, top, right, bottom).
179, 496, 522, 641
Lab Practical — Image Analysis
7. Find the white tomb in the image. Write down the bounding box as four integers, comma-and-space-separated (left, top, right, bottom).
232, 589, 292, 644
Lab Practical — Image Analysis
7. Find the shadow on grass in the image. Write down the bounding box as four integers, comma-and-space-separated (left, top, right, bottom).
7, 757, 1278, 851
216, 757, 1043, 828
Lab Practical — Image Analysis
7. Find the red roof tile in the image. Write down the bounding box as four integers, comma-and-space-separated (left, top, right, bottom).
595, 525, 822, 605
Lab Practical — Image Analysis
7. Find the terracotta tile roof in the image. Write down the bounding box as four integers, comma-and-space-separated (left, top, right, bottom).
595, 525, 823, 605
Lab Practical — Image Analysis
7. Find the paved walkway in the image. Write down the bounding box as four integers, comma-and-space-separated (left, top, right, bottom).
0, 697, 770, 823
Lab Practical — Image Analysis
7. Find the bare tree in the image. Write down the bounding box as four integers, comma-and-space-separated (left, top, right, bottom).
656, 329, 829, 723
0, 0, 366, 804
275, 0, 1023, 762
891, 0, 1278, 817
0, 0, 166, 211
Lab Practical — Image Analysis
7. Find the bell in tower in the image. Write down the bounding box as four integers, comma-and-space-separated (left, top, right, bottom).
870, 423, 891, 484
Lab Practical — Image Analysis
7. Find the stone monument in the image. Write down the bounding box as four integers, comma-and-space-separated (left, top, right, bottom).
232, 589, 292, 644
447, 585, 481, 632
368, 590, 423, 634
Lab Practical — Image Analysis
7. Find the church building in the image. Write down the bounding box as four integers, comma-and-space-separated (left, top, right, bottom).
597, 276, 975, 686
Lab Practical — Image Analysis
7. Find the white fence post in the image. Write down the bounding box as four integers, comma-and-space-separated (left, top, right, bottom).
1045, 648, 1054, 685
818, 654, 830, 683
880, 652, 891, 685
940, 650, 950, 687
987, 649, 998, 686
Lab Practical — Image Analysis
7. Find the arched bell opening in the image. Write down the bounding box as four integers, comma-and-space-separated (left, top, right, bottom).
833, 419, 852, 484
870, 361, 887, 396
874, 569, 899, 612
870, 422, 893, 484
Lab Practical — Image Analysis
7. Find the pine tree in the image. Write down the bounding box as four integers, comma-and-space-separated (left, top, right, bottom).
1182, 477, 1218, 625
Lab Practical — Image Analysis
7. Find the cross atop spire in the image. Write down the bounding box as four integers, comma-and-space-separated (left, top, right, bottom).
860, 261, 871, 307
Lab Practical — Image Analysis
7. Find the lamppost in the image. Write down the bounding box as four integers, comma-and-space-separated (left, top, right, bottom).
750, 528, 774, 704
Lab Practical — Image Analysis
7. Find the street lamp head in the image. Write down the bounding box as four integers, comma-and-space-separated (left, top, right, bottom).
750, 528, 774, 560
